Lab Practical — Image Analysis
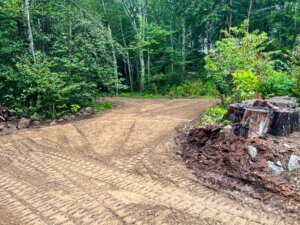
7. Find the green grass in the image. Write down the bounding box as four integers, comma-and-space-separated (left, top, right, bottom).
199, 106, 230, 126
118, 92, 167, 98
117, 92, 215, 99
92, 101, 113, 113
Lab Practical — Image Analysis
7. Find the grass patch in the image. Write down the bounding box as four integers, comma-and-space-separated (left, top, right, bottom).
119, 92, 166, 98
92, 101, 113, 113
118, 92, 215, 99
199, 106, 230, 126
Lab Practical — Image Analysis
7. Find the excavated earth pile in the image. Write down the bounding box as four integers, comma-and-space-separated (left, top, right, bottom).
177, 97, 300, 220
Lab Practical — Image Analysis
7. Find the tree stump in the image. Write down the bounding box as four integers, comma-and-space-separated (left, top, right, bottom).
226, 97, 300, 137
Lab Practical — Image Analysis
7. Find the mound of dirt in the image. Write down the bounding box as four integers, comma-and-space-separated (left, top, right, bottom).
177, 125, 300, 217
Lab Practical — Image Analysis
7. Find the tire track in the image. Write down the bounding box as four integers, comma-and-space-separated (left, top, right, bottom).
0, 98, 297, 225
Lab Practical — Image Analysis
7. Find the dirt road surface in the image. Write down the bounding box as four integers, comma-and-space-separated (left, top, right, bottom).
0, 98, 297, 225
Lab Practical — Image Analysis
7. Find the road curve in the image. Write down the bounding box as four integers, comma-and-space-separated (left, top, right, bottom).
0, 98, 297, 225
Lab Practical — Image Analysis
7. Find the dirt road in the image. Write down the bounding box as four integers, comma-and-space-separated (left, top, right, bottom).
0, 98, 297, 225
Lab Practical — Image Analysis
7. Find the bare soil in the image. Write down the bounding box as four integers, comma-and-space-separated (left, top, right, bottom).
177, 124, 300, 221
0, 97, 298, 225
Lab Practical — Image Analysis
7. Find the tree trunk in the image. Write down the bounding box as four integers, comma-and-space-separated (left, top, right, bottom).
101, 0, 119, 95
229, 0, 233, 34
139, 48, 145, 92
247, 0, 253, 32
170, 23, 174, 73
147, 47, 150, 78
24, 0, 35, 61
138, 0, 146, 92
181, 18, 186, 75
120, 18, 133, 91
226, 98, 300, 138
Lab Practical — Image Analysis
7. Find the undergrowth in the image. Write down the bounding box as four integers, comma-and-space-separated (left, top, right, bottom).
199, 106, 230, 126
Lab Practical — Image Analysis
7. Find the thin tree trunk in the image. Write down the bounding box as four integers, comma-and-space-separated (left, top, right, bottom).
139, 47, 145, 92
25, 0, 35, 61
121, 0, 146, 92
138, 0, 146, 92
120, 18, 133, 91
101, 0, 119, 95
247, 0, 253, 32
170, 24, 174, 73
147, 48, 150, 78
229, 0, 233, 34
68, 14, 73, 61
181, 18, 186, 75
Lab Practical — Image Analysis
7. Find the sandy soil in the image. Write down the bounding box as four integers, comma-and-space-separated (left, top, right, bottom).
0, 97, 297, 225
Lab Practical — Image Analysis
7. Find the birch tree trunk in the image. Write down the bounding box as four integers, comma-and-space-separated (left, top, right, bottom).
25, 0, 35, 61
139, 45, 146, 92
247, 0, 253, 32
121, 0, 146, 92
101, 0, 119, 95
120, 18, 133, 91
181, 18, 186, 75
138, 0, 146, 92
170, 23, 174, 73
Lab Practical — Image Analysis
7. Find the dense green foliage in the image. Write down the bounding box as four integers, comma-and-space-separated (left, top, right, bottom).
0, 0, 299, 117
205, 21, 298, 106
199, 106, 230, 126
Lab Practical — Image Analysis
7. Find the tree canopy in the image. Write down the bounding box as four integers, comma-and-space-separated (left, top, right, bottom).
0, 0, 299, 117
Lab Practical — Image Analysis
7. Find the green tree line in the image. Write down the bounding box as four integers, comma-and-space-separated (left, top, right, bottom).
0, 0, 299, 117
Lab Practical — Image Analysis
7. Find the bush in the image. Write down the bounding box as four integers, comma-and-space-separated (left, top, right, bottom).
204, 20, 295, 105
199, 106, 229, 126
257, 71, 296, 98
168, 80, 217, 98
232, 70, 258, 102
92, 101, 113, 113
0, 52, 98, 118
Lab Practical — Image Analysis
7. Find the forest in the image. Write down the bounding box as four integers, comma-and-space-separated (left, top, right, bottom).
0, 0, 299, 118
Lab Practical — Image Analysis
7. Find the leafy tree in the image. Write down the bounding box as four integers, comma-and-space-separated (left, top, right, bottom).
205, 20, 284, 104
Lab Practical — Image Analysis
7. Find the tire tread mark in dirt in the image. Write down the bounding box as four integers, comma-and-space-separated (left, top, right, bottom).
0, 98, 297, 225
20, 140, 287, 225
1, 143, 124, 225
117, 120, 136, 153
0, 173, 77, 225
5, 140, 134, 225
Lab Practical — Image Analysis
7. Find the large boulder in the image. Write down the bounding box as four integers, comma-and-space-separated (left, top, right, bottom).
17, 118, 31, 130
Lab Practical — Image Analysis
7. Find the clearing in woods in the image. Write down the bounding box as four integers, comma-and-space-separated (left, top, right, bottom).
0, 98, 297, 225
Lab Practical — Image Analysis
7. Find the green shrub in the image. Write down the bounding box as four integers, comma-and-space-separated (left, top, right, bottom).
0, 52, 98, 118
232, 70, 258, 102
168, 80, 217, 98
92, 101, 113, 113
204, 20, 289, 105
199, 106, 229, 126
257, 71, 296, 98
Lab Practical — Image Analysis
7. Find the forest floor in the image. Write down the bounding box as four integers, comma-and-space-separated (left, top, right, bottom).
0, 97, 298, 225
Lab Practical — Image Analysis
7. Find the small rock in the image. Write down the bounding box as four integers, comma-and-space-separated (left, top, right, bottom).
31, 121, 41, 127
288, 155, 300, 172
17, 118, 30, 130
223, 125, 232, 130
57, 118, 64, 123
246, 146, 257, 158
62, 115, 71, 121
222, 125, 232, 133
50, 120, 57, 126
30, 115, 40, 122
85, 107, 94, 115
268, 161, 284, 175
283, 143, 291, 148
